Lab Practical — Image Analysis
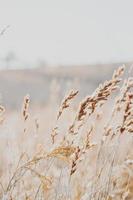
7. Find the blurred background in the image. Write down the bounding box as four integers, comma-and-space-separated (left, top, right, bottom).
0, 0, 133, 109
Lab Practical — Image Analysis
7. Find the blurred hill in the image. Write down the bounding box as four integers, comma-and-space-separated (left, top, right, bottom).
0, 63, 132, 109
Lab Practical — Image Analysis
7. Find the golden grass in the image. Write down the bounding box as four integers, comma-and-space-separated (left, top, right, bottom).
0, 66, 133, 200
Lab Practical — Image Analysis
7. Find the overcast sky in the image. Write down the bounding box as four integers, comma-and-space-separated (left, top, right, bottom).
0, 0, 133, 65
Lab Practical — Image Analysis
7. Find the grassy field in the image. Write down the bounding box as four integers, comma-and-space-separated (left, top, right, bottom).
0, 65, 133, 200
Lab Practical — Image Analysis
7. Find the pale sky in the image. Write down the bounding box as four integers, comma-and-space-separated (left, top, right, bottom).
0, 0, 133, 65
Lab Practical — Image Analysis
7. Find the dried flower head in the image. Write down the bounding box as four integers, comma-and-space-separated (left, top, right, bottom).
69, 66, 125, 134
57, 90, 78, 120
22, 94, 30, 121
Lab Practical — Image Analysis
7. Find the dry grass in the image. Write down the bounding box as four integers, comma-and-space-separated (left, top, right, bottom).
0, 66, 133, 200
